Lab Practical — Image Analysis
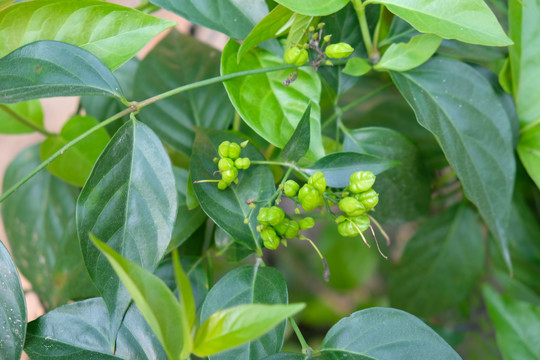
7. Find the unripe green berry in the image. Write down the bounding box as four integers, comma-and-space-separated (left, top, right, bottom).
299, 217, 315, 230
235, 157, 251, 170
221, 167, 238, 184
298, 184, 323, 211
218, 180, 228, 190
218, 158, 235, 171
228, 142, 242, 160
339, 196, 366, 216
325, 42, 354, 59
337, 215, 370, 237
349, 171, 376, 193
284, 180, 300, 197
218, 141, 230, 158
257, 206, 285, 226
284, 47, 309, 66
274, 219, 299, 239
308, 172, 327, 194
261, 227, 280, 250
354, 189, 379, 211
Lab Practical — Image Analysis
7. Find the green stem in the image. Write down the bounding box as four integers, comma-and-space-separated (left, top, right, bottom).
289, 317, 313, 354
372, 5, 385, 52
250, 160, 309, 180
233, 111, 242, 132
0, 104, 56, 136
352, 0, 375, 59
520, 116, 540, 134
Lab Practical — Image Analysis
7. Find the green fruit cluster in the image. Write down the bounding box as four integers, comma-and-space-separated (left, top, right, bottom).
297, 172, 327, 212
257, 206, 315, 250
216, 140, 250, 190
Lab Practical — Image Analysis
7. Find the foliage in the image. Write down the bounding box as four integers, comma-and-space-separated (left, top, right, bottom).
0, 0, 539, 359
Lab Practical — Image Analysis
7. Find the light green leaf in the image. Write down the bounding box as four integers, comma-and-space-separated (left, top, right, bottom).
40, 115, 110, 187
518, 126, 540, 189
0, 100, 43, 134
222, 39, 324, 161
194, 303, 305, 357
0, 0, 175, 70
375, 34, 442, 71
391, 57, 516, 272
0, 0, 12, 11
0, 240, 26, 360
366, 0, 512, 46
274, 0, 350, 16
285, 13, 317, 50
483, 285, 540, 360
343, 57, 371, 76
172, 250, 196, 331
281, 103, 311, 162
92, 235, 192, 360
320, 307, 462, 359
389, 204, 485, 317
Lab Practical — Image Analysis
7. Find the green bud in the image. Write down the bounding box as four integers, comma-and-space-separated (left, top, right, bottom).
243, 218, 250, 224
325, 42, 354, 59
221, 167, 238, 184
257, 206, 285, 226
317, 22, 325, 30
261, 227, 280, 250
349, 171, 376, 193
312, 33, 318, 40
308, 26, 315, 32
213, 157, 219, 164
298, 184, 323, 211
308, 172, 327, 194
339, 196, 366, 216
354, 189, 379, 211
218, 141, 230, 158
323, 34, 332, 43
218, 180, 228, 190
240, 140, 249, 148
284, 180, 300, 197
299, 217, 315, 230
294, 207, 301, 215
248, 202, 256, 209
284, 47, 309, 66
274, 219, 299, 239
325, 60, 333, 66
218, 157, 235, 171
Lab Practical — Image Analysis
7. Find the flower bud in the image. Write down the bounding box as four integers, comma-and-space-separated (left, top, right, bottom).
325, 42, 354, 59
299, 217, 315, 230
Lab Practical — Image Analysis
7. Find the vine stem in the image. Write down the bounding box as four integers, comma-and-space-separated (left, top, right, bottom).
289, 316, 313, 355
352, 0, 376, 60
0, 63, 301, 203
0, 104, 56, 136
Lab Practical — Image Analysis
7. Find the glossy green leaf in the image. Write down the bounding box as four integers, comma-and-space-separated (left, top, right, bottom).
0, 41, 125, 104
148, 0, 269, 40
0, 0, 175, 70
285, 13, 316, 50
200, 265, 289, 359
190, 128, 275, 252
92, 236, 191, 359
77, 119, 177, 344
0, 100, 43, 133
263, 354, 304, 360
0, 0, 12, 11
238, 5, 294, 61
391, 57, 515, 271
222, 39, 324, 161
40, 115, 110, 187
366, 0, 512, 46
0, 240, 26, 360
24, 298, 167, 360
214, 227, 254, 262
134, 30, 234, 156
343, 127, 430, 224
389, 204, 484, 317
483, 285, 540, 360
194, 303, 305, 357
169, 167, 207, 250
343, 57, 371, 76
172, 250, 196, 330
508, 0, 540, 127
274, 0, 349, 16
303, 152, 398, 188
518, 126, 540, 189
2, 146, 97, 309
281, 103, 311, 162
320, 307, 462, 359
375, 34, 442, 71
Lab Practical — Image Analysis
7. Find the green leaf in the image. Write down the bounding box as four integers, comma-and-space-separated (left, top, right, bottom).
303, 152, 398, 187
281, 103, 311, 162
0, 100, 43, 134
222, 39, 324, 161
148, 0, 270, 40
375, 34, 442, 71
263, 354, 304, 360
483, 285, 540, 360
40, 115, 110, 187
391, 57, 515, 271
76, 119, 177, 344
169, 167, 207, 250
172, 250, 196, 330
343, 127, 430, 224
518, 126, 540, 189
274, 0, 349, 16
190, 128, 275, 252
214, 227, 254, 262
0, 41, 125, 104
320, 307, 462, 359
0, 240, 26, 360
0, 0, 12, 11
200, 265, 289, 359
92, 236, 191, 360
24, 298, 167, 360
285, 13, 317, 50
366, 0, 512, 46
389, 204, 484, 317
134, 30, 234, 156
343, 57, 371, 76
194, 303, 305, 357
0, 0, 175, 70
238, 5, 294, 61
2, 145, 97, 309
508, 0, 540, 127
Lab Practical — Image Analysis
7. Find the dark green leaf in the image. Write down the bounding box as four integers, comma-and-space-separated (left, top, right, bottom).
24, 298, 167, 360
222, 39, 324, 161
0, 100, 43, 133
200, 265, 288, 359
274, 0, 349, 16
302, 152, 398, 188
0, 240, 26, 360
483, 285, 540, 360
40, 115, 110, 187
214, 227, 254, 262
0, 0, 175, 70
343, 127, 430, 224
391, 57, 515, 271
281, 103, 311, 162
134, 30, 234, 156
263, 353, 304, 360
374, 34, 442, 72
517, 126, 540, 189
320, 307, 462, 359
0, 41, 124, 104
389, 204, 485, 317
77, 119, 177, 343
190, 128, 275, 252
2, 145, 97, 309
